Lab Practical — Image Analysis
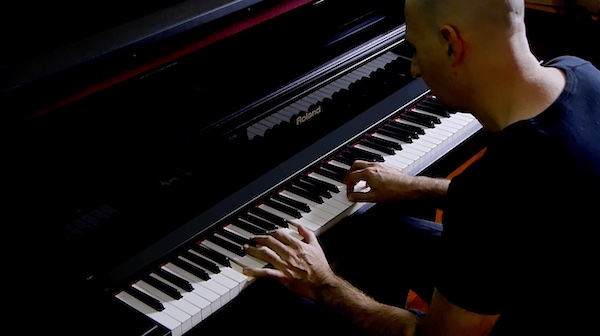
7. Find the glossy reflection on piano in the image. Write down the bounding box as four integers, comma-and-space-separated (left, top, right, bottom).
2, 0, 483, 335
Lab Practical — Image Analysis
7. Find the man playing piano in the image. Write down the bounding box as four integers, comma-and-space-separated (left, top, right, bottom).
243, 0, 600, 335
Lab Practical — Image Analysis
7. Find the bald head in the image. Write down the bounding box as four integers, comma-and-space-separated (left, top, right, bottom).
403, 0, 547, 130
405, 0, 526, 40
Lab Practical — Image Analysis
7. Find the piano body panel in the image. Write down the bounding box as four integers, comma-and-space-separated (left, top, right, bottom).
4, 1, 487, 335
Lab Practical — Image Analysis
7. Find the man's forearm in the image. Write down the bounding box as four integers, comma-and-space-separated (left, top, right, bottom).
410, 176, 449, 206
316, 276, 420, 336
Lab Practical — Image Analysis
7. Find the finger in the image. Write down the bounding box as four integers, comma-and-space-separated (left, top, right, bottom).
263, 229, 306, 259
297, 225, 318, 245
267, 228, 297, 246
347, 188, 376, 202
245, 243, 287, 269
344, 160, 368, 183
247, 234, 286, 257
242, 265, 285, 281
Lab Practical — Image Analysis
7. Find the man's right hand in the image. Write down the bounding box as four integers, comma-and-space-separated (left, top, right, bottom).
343, 160, 450, 203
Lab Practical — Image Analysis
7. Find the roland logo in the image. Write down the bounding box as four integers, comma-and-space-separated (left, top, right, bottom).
295, 105, 322, 126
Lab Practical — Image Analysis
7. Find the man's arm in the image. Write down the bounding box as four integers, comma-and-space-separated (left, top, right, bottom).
314, 274, 421, 336
344, 160, 450, 206
243, 226, 499, 336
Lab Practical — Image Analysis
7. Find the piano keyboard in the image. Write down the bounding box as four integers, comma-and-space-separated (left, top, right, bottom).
114, 87, 483, 336
245, 49, 406, 140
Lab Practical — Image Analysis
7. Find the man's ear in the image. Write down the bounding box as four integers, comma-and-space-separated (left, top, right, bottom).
440, 24, 463, 65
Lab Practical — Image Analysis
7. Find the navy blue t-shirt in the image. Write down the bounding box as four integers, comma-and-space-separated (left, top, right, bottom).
438, 56, 600, 335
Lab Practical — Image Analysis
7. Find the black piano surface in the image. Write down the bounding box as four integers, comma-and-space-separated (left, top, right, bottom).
1, 0, 493, 335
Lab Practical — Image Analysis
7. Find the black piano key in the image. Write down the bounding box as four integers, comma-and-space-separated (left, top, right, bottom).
154, 268, 194, 292
405, 110, 441, 124
124, 287, 165, 311
206, 235, 246, 257
286, 184, 324, 204
335, 151, 356, 166
347, 146, 384, 162
365, 134, 402, 150
239, 213, 279, 231
302, 175, 339, 193
191, 244, 231, 267
217, 228, 252, 246
171, 257, 212, 280
248, 207, 289, 228
423, 96, 451, 113
314, 167, 339, 181
142, 274, 183, 300
295, 179, 332, 198
299, 176, 339, 198
316, 163, 346, 182
398, 111, 435, 128
383, 121, 419, 139
264, 198, 303, 218
390, 119, 425, 134
323, 162, 349, 175
358, 138, 395, 155
230, 218, 268, 235
272, 193, 311, 212
181, 250, 221, 274
377, 127, 413, 143
415, 102, 450, 117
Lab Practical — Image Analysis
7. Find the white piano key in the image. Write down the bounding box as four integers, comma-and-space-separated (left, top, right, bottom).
433, 117, 463, 130
454, 112, 476, 122
148, 271, 213, 320
346, 72, 364, 82
412, 131, 443, 147
331, 78, 351, 90
180, 253, 241, 298
257, 203, 323, 232
257, 118, 277, 129
221, 268, 251, 293
300, 96, 319, 106
132, 282, 195, 333
380, 52, 400, 62
319, 86, 338, 96
246, 127, 260, 140
292, 100, 310, 111
116, 290, 183, 336
135, 279, 202, 324
400, 142, 429, 158
307, 171, 346, 191
162, 262, 225, 311
280, 106, 299, 118
251, 122, 269, 133
354, 68, 372, 77
201, 239, 268, 269
369, 57, 392, 69
223, 223, 257, 239
427, 124, 454, 138
273, 192, 340, 220
361, 61, 380, 72
278, 189, 345, 215
370, 133, 428, 157
423, 127, 454, 141
440, 115, 470, 128
310, 90, 331, 101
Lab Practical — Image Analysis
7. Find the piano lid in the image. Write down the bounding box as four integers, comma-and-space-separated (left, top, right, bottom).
0, 0, 315, 122
0, 0, 273, 92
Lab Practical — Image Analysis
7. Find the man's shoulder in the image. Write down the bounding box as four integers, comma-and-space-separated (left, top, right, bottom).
544, 55, 595, 70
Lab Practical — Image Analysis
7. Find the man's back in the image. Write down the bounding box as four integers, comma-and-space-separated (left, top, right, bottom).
440, 55, 600, 335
